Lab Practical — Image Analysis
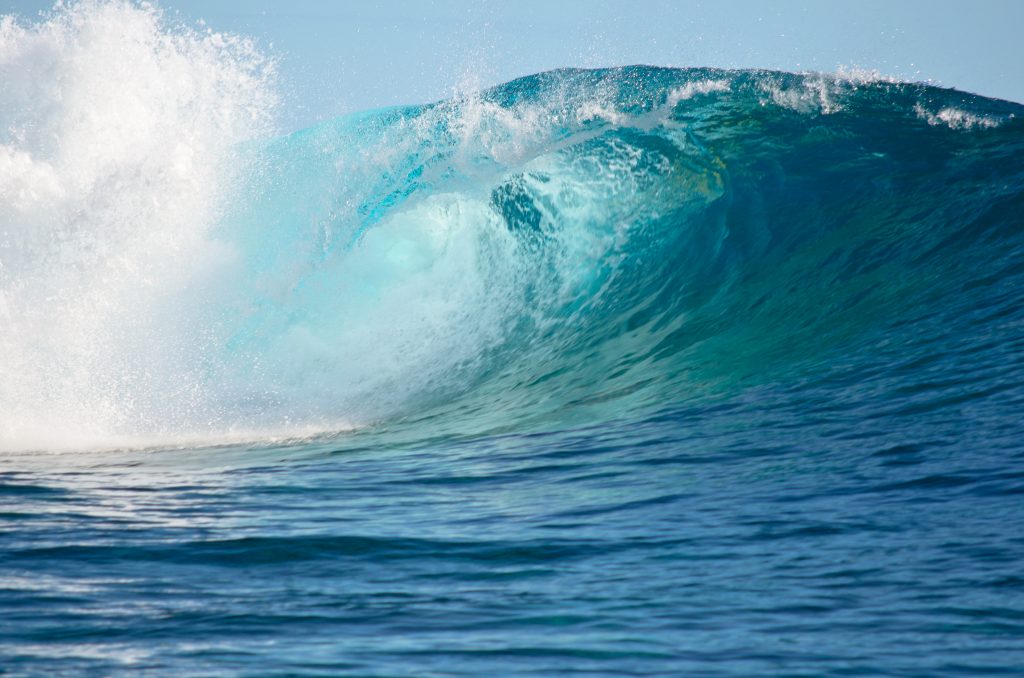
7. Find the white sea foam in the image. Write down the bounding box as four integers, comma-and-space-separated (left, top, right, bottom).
0, 1, 277, 450
666, 79, 730, 106
757, 67, 905, 115
574, 100, 628, 126
913, 103, 1002, 130
833, 65, 903, 86
759, 74, 844, 114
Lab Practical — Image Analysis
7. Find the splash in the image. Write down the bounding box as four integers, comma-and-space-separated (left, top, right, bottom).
0, 1, 276, 449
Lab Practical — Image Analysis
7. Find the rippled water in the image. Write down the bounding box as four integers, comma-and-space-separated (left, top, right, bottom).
4, 392, 1024, 675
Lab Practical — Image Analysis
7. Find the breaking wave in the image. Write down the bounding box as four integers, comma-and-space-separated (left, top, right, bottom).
2, 1, 1023, 451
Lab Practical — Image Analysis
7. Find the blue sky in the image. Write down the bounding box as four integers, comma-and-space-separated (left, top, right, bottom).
6, 0, 1023, 131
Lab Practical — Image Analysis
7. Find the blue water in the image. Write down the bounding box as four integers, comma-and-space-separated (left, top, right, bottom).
3, 67, 1024, 675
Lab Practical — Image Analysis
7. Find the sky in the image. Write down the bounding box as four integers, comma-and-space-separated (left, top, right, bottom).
5, 0, 1023, 131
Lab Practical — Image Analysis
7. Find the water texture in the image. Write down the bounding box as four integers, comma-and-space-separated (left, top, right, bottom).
2, 3, 1024, 675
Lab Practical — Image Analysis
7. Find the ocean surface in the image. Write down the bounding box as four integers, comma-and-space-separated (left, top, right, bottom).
3, 4, 1024, 676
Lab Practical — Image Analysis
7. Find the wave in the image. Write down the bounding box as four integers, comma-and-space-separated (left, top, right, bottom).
2, 2, 1023, 451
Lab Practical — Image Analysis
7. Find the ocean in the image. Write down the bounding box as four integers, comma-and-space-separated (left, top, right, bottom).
2, 3, 1024, 675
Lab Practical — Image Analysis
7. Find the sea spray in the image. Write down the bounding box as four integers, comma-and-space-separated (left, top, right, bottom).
0, 0, 276, 449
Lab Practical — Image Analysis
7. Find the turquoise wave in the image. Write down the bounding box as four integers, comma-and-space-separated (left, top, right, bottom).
206, 67, 1024, 437
5, 64, 1024, 677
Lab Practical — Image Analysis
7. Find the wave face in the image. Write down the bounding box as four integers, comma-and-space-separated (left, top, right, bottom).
219, 66, 1024, 447
1, 5, 1023, 451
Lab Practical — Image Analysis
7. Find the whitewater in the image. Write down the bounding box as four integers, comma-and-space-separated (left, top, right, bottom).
2, 2, 1024, 675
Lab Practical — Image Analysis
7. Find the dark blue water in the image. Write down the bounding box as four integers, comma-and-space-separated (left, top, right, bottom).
3, 65, 1024, 675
